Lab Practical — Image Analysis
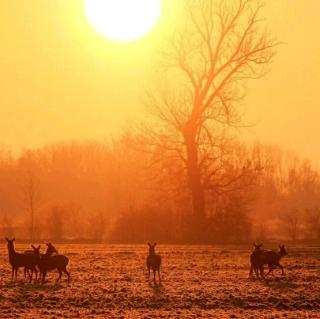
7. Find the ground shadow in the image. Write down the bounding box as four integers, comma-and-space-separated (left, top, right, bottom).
148, 280, 165, 297
261, 276, 299, 290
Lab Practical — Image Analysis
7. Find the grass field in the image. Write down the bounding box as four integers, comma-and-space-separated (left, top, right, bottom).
0, 243, 320, 318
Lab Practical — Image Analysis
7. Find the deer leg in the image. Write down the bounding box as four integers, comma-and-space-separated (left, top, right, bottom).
279, 263, 285, 275
254, 265, 260, 278
63, 268, 70, 282
158, 268, 161, 282
42, 271, 47, 284
153, 268, 156, 282
147, 265, 150, 280
34, 268, 38, 281
11, 266, 14, 281
259, 265, 265, 279
249, 264, 254, 277
56, 269, 62, 282
15, 268, 18, 281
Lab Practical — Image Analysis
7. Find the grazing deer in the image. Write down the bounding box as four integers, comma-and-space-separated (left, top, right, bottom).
5, 238, 38, 281
32, 245, 70, 284
146, 242, 161, 282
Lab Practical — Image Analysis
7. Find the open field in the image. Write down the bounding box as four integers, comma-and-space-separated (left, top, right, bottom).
0, 243, 320, 318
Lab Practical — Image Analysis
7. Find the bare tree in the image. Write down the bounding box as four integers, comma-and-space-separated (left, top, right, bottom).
305, 208, 320, 240
23, 170, 40, 242
1, 211, 14, 238
145, 0, 276, 239
283, 208, 300, 241
19, 151, 41, 242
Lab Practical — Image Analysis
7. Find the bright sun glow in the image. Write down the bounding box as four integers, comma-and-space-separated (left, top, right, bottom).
85, 0, 161, 42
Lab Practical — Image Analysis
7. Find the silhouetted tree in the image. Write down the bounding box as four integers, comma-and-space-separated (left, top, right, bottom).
1, 212, 14, 238
19, 151, 41, 242
145, 0, 276, 241
305, 208, 320, 240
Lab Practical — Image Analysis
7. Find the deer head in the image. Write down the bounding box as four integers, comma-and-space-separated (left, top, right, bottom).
148, 242, 157, 254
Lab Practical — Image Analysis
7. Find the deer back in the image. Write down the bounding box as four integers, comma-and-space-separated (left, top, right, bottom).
39, 254, 69, 271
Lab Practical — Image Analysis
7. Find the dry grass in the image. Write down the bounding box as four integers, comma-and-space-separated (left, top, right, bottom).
0, 243, 320, 318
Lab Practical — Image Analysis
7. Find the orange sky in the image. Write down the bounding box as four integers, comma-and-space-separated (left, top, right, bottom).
0, 0, 320, 165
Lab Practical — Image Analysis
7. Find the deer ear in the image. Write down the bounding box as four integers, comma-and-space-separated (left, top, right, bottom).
37, 245, 41, 249
147, 242, 151, 247
31, 245, 35, 249
5, 237, 9, 242
258, 243, 263, 248
12, 238, 15, 241
154, 243, 157, 247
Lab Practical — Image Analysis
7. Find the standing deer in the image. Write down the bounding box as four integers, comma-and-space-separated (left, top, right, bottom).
23, 242, 58, 278
146, 242, 161, 282
5, 238, 38, 281
261, 245, 288, 276
32, 244, 70, 284
44, 242, 58, 257
249, 242, 264, 278
250, 243, 288, 278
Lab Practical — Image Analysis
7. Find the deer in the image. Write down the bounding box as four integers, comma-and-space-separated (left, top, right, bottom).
44, 242, 58, 256
5, 238, 38, 281
249, 242, 265, 278
146, 242, 162, 283
23, 242, 58, 278
260, 245, 288, 277
250, 243, 288, 278
32, 244, 70, 284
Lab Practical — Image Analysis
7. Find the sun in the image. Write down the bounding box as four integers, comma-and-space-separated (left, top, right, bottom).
84, 0, 161, 42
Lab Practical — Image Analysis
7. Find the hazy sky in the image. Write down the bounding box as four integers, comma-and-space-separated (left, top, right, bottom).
0, 1, 320, 165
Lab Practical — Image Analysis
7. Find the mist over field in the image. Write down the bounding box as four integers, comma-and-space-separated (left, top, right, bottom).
1, 140, 320, 244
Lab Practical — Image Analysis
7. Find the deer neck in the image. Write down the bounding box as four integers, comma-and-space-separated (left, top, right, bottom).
7, 244, 16, 261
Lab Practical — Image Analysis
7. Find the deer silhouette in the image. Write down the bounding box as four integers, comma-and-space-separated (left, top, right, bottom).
249, 242, 264, 278
32, 244, 70, 284
146, 242, 161, 282
5, 237, 38, 281
250, 243, 288, 278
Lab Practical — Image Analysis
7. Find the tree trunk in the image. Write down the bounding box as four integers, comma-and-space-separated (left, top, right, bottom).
30, 206, 34, 242
183, 123, 206, 241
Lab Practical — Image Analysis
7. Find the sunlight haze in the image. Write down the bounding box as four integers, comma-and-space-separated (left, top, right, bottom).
0, 0, 319, 165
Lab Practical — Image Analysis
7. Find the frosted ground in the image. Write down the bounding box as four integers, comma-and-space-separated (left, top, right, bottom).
0, 244, 319, 318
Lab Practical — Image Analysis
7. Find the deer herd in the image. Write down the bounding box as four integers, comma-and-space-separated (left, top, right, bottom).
5, 238, 70, 284
4, 238, 287, 285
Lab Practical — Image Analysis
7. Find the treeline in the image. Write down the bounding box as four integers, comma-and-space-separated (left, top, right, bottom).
0, 138, 320, 243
